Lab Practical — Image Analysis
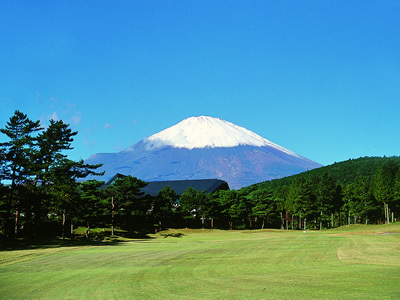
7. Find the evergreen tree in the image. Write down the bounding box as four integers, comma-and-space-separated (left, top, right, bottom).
274, 185, 288, 229
152, 186, 177, 229
106, 176, 148, 235
316, 173, 336, 229
249, 188, 275, 229
34, 120, 77, 185
0, 110, 41, 236
214, 190, 246, 229
35, 120, 103, 237
374, 160, 398, 223
179, 187, 208, 226
79, 180, 107, 237
288, 177, 317, 230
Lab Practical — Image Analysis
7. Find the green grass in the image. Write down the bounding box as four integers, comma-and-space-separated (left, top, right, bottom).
1, 224, 400, 299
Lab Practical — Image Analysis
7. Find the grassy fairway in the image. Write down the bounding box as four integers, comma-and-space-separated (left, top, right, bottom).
1, 224, 400, 299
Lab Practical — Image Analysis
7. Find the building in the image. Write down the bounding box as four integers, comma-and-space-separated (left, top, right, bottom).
141, 178, 229, 197
102, 173, 230, 196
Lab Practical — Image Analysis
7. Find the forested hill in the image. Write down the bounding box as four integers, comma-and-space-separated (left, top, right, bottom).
242, 156, 400, 192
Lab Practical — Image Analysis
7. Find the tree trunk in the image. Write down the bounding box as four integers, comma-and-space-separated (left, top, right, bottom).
14, 207, 19, 236
320, 210, 322, 230
384, 203, 389, 224
111, 196, 115, 236
211, 217, 214, 229
304, 218, 307, 231
86, 223, 90, 238
62, 210, 66, 239
299, 214, 302, 230
261, 219, 265, 230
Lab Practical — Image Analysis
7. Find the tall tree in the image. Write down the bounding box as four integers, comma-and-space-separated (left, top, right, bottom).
374, 160, 398, 223
353, 176, 378, 224
249, 188, 275, 229
214, 190, 246, 229
288, 177, 316, 230
34, 119, 77, 185
274, 185, 288, 229
106, 176, 148, 235
152, 186, 177, 229
35, 120, 103, 238
179, 187, 209, 226
79, 180, 107, 237
316, 173, 336, 229
0, 110, 41, 236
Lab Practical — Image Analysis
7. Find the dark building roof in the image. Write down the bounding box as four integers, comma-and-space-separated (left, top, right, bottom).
141, 179, 230, 197
99, 173, 127, 189
100, 173, 230, 196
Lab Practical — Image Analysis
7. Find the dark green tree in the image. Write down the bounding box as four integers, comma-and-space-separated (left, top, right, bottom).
274, 185, 288, 229
179, 187, 209, 227
0, 110, 41, 236
34, 119, 77, 185
106, 176, 148, 235
288, 177, 317, 230
35, 120, 103, 238
214, 190, 246, 229
152, 186, 177, 229
248, 188, 275, 229
316, 173, 336, 229
373, 160, 398, 223
79, 180, 107, 237
353, 176, 379, 224
43, 158, 101, 239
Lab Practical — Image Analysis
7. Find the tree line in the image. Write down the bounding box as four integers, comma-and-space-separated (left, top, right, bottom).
63, 159, 400, 235
0, 110, 102, 238
245, 156, 400, 229
1, 111, 399, 240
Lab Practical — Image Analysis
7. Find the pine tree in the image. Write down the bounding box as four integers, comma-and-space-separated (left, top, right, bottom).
35, 120, 103, 238
79, 180, 107, 238
0, 110, 41, 236
374, 160, 398, 223
106, 176, 148, 235
34, 119, 77, 185
152, 186, 177, 229
316, 173, 336, 229
249, 188, 275, 229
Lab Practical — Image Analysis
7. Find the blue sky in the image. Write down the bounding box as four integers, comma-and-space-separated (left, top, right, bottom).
1, 1, 399, 166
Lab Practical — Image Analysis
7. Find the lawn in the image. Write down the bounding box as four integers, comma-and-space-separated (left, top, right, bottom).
1, 224, 400, 299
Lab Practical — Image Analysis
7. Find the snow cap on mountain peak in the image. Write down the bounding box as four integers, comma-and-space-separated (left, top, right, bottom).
142, 116, 299, 157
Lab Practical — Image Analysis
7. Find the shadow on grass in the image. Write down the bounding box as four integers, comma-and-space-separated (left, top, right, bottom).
160, 232, 185, 238
0, 230, 154, 251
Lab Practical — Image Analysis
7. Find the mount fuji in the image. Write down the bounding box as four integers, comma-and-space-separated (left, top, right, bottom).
85, 116, 322, 189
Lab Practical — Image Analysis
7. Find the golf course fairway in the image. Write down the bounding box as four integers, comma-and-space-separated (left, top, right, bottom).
1, 223, 399, 299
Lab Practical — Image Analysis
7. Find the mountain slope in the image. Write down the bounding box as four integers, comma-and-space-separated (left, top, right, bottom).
85, 116, 322, 189
245, 156, 400, 192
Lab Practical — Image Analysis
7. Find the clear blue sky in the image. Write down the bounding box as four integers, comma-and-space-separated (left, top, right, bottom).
1, 1, 399, 166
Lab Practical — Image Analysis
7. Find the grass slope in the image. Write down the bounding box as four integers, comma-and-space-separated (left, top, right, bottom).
1, 224, 400, 299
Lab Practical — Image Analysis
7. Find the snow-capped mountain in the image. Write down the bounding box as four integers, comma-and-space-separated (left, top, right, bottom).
138, 116, 298, 155
85, 116, 322, 189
